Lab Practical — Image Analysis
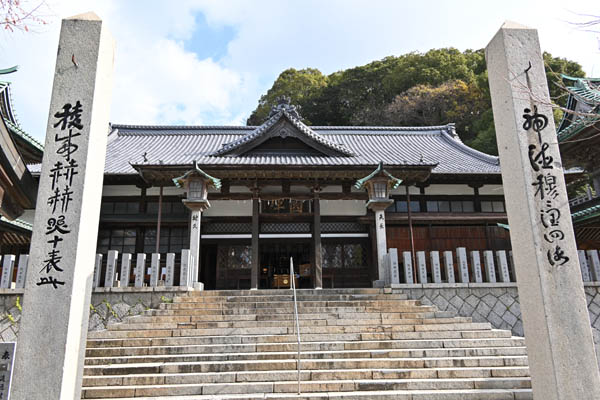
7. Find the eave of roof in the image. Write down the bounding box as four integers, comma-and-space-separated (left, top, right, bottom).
0, 81, 44, 153
572, 204, 600, 223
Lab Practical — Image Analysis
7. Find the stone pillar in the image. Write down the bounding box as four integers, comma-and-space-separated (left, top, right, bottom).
496, 250, 511, 282
469, 251, 483, 283
402, 251, 413, 284
12, 12, 115, 400
443, 251, 455, 283
188, 209, 202, 284
430, 251, 442, 283
150, 253, 160, 287
251, 193, 260, 289
483, 250, 497, 283
135, 253, 145, 288
165, 252, 175, 287
0, 255, 15, 289
587, 250, 600, 282
578, 250, 591, 282
93, 254, 102, 288
15, 254, 28, 289
104, 250, 118, 288
486, 21, 600, 399
372, 207, 390, 283
120, 253, 132, 288
312, 189, 323, 289
180, 249, 193, 288
456, 247, 469, 283
416, 251, 427, 284
389, 248, 400, 285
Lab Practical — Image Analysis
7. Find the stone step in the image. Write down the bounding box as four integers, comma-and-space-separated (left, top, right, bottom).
168, 300, 419, 308
82, 388, 533, 400
90, 327, 508, 341
130, 313, 474, 325
107, 321, 492, 333
81, 377, 531, 398
87, 336, 526, 351
83, 366, 530, 386
159, 304, 433, 314
193, 289, 392, 296
86, 345, 528, 359
84, 355, 528, 376
174, 294, 410, 303
85, 346, 529, 366
148, 310, 454, 321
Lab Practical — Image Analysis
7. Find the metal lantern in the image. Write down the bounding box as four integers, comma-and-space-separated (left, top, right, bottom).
173, 161, 221, 211
355, 162, 402, 211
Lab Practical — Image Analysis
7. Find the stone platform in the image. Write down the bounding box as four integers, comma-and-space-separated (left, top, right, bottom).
81, 288, 532, 399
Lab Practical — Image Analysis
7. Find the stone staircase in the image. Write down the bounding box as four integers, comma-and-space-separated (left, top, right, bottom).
82, 288, 532, 399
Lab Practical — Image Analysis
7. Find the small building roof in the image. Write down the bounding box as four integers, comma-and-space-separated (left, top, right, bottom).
557, 75, 600, 143
0, 79, 44, 163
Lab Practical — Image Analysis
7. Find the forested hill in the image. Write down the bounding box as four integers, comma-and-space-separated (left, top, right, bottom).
246, 48, 584, 155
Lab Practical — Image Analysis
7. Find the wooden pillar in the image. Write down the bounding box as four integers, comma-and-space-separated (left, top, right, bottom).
155, 185, 163, 254
406, 184, 416, 278
312, 188, 322, 289
251, 190, 260, 289
136, 185, 147, 253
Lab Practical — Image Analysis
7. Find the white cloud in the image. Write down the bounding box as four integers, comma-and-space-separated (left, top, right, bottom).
0, 0, 598, 143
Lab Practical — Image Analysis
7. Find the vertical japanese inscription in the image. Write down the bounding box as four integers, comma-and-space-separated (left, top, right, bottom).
522, 106, 569, 269
37, 101, 83, 289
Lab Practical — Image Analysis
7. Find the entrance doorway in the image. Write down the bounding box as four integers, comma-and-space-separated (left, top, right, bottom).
259, 242, 311, 289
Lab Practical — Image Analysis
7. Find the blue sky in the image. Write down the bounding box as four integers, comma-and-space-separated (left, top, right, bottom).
0, 0, 598, 143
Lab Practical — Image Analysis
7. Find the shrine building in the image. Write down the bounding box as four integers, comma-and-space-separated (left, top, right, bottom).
76, 98, 511, 290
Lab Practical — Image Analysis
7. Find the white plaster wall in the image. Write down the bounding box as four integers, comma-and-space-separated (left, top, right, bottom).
291, 185, 311, 193
230, 186, 251, 193
320, 200, 366, 216
390, 186, 420, 195
147, 186, 184, 196
203, 200, 252, 217
479, 185, 504, 195
425, 184, 474, 195
321, 185, 342, 193
102, 185, 143, 197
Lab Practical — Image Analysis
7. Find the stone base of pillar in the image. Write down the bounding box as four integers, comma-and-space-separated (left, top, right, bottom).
372, 280, 385, 288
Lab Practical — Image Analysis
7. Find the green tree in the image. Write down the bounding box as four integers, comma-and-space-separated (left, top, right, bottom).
246, 68, 328, 125
248, 48, 585, 155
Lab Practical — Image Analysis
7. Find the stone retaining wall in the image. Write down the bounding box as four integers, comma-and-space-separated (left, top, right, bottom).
394, 282, 600, 369
0, 287, 189, 340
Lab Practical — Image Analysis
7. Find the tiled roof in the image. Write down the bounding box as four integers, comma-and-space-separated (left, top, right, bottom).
0, 81, 44, 152
572, 204, 600, 223
93, 123, 500, 175
557, 75, 600, 142
0, 216, 32, 232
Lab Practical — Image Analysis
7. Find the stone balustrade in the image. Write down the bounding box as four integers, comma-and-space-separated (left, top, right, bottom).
2, 247, 600, 291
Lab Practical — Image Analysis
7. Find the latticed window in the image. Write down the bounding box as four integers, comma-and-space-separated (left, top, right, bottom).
373, 182, 387, 199
97, 229, 136, 254
217, 245, 252, 269
189, 180, 206, 200
143, 227, 189, 254
323, 243, 367, 269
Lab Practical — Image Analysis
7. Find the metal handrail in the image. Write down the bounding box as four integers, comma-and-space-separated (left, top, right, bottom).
290, 257, 301, 394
